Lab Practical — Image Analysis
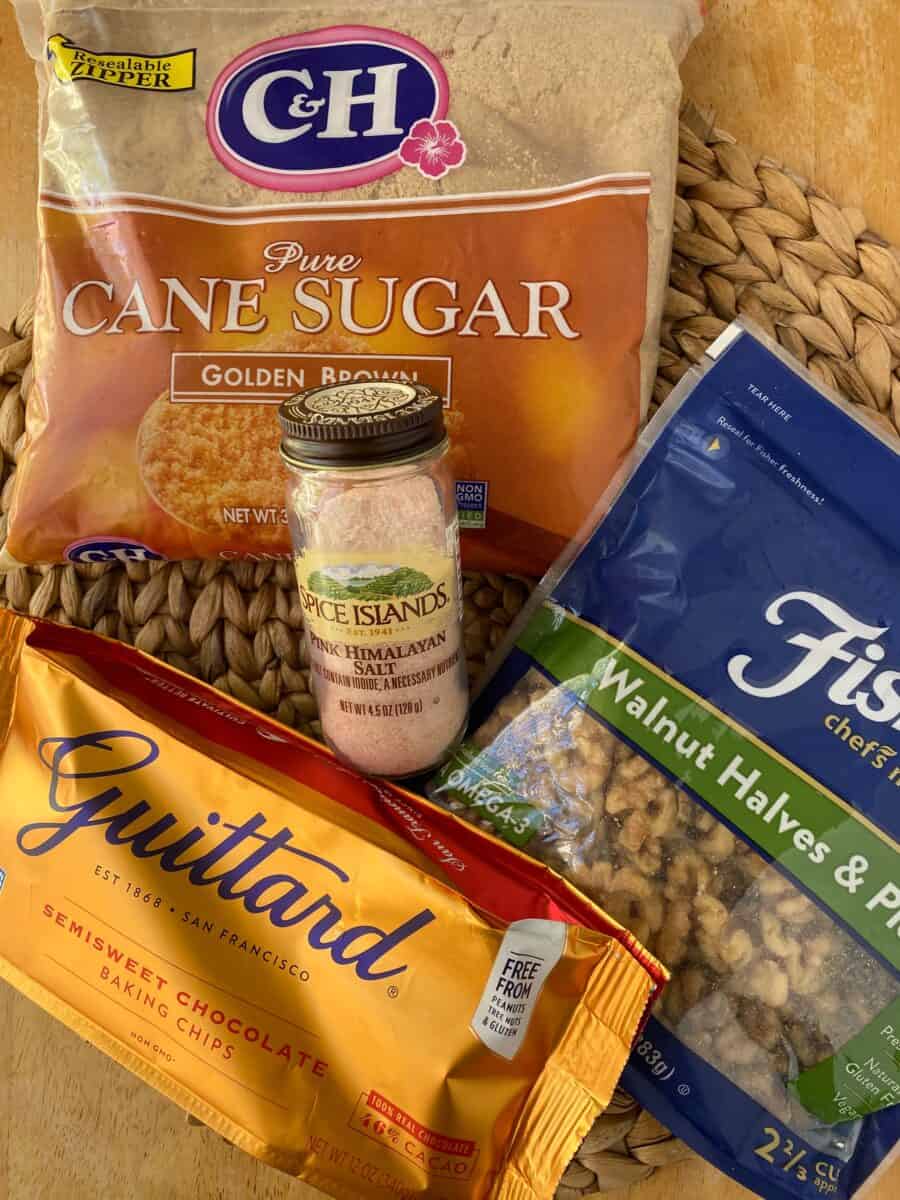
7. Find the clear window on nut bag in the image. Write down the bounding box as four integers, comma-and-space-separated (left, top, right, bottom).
429, 322, 900, 1200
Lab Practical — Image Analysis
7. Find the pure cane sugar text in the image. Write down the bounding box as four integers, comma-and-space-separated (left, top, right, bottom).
280, 382, 467, 776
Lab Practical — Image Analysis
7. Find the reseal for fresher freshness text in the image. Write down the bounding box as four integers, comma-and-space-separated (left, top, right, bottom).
430, 321, 900, 1200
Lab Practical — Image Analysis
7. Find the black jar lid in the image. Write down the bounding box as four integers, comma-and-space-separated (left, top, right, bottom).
279, 381, 446, 468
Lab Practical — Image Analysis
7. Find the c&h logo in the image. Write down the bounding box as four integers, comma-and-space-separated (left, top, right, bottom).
206, 25, 466, 192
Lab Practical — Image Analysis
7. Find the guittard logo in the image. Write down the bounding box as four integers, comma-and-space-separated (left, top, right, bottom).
728, 591, 900, 727
18, 732, 435, 980
206, 25, 466, 192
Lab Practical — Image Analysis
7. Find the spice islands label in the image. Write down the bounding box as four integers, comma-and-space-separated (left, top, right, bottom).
296, 548, 464, 723
297, 550, 457, 645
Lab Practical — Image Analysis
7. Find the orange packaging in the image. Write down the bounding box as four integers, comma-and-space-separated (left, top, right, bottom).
0, 608, 665, 1199
6, 0, 704, 574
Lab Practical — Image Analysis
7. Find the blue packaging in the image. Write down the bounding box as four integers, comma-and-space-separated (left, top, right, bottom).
430, 322, 900, 1199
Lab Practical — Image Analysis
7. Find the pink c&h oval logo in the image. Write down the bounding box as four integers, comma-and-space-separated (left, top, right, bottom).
206, 25, 465, 193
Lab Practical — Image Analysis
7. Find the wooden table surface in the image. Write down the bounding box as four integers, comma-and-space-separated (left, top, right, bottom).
2, 1, 899, 1197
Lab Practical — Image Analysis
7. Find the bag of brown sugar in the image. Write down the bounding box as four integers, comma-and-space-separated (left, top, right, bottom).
8, 0, 703, 575
0, 608, 665, 1199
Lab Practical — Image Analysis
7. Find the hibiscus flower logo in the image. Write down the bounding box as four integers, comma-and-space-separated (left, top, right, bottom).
399, 119, 467, 180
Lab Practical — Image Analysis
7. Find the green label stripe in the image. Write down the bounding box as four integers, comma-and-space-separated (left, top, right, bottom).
517, 604, 900, 972
790, 997, 900, 1123
430, 744, 544, 849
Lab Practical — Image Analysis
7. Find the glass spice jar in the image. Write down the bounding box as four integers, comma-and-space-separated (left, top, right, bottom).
278, 381, 468, 778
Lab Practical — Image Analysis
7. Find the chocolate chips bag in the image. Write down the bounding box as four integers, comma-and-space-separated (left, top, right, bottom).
0, 608, 664, 1199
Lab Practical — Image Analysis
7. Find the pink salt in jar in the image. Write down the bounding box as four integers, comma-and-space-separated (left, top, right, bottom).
279, 381, 468, 778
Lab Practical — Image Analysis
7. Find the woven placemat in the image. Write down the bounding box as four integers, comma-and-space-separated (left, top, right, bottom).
3, 103, 900, 1195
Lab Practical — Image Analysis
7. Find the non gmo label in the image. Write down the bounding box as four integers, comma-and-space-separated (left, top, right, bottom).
472, 919, 566, 1060
455, 481, 488, 530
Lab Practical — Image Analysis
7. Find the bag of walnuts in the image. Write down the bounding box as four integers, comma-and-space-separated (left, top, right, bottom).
430, 322, 900, 1200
